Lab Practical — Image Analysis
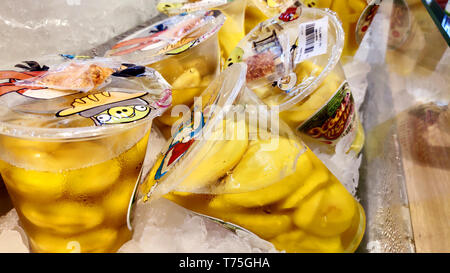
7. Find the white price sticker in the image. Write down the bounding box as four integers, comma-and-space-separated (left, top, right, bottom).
295, 16, 328, 64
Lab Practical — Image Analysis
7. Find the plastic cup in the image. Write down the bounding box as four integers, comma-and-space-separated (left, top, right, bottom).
106, 10, 225, 138
0, 59, 172, 253
139, 63, 366, 253
227, 5, 365, 154
156, 0, 248, 60
245, 0, 296, 33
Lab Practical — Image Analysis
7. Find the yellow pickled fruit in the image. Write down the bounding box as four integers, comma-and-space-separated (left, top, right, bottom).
218, 136, 304, 193
270, 230, 343, 253
66, 158, 121, 196
218, 16, 245, 59
103, 177, 136, 224
183, 56, 215, 77
120, 131, 150, 175
348, 0, 367, 14
212, 211, 293, 240
172, 67, 202, 89
30, 228, 118, 253
177, 118, 249, 191
21, 201, 104, 234
211, 150, 313, 207
293, 181, 356, 237
1, 165, 65, 201
52, 141, 111, 171
0, 137, 62, 171
244, 4, 269, 34
277, 166, 329, 210
251, 84, 278, 100
294, 61, 323, 82
148, 57, 184, 84
350, 120, 365, 154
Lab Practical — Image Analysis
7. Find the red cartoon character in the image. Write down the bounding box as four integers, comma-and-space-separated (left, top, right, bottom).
279, 6, 300, 22
0, 61, 49, 98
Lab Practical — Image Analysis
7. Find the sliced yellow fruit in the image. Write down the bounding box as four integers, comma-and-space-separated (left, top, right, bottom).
293, 181, 356, 237
270, 229, 343, 253
277, 167, 329, 210
211, 150, 313, 207
177, 118, 248, 191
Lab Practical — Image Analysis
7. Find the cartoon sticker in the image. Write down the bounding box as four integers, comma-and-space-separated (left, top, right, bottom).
56, 91, 153, 126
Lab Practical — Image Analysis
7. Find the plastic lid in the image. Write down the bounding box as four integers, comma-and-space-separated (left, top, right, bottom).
0, 58, 172, 139
227, 4, 344, 111
139, 62, 247, 201
105, 10, 225, 66
157, 0, 233, 15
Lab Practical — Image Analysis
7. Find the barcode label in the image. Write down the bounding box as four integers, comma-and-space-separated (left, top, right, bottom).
295, 16, 328, 64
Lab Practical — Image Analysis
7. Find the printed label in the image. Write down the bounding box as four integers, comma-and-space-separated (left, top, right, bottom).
355, 0, 381, 45
297, 81, 356, 149
295, 16, 328, 64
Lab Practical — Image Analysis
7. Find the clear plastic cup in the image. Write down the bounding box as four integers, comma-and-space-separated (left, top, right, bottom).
227, 5, 365, 154
106, 10, 224, 138
139, 63, 366, 253
156, 0, 248, 60
0, 59, 172, 253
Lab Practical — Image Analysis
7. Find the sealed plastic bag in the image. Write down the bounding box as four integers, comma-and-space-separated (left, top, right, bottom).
156, 0, 248, 60
139, 63, 366, 253
227, 5, 365, 154
106, 10, 224, 138
0, 58, 172, 253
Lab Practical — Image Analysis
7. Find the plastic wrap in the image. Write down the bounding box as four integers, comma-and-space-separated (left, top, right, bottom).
139, 63, 366, 253
0, 58, 172, 253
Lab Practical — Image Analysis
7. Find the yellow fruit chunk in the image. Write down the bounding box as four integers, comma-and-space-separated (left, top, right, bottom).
29, 228, 118, 253
212, 150, 313, 207
270, 230, 343, 253
277, 167, 329, 210
172, 68, 202, 89
212, 210, 293, 240
218, 136, 304, 193
21, 201, 104, 234
119, 130, 150, 175
293, 182, 356, 237
177, 118, 248, 191
103, 176, 137, 225
147, 58, 184, 84
350, 120, 365, 154
183, 57, 215, 77
2, 165, 65, 201
52, 141, 111, 171
66, 158, 121, 196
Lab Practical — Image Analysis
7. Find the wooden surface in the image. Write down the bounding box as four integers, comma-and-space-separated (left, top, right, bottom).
396, 105, 450, 252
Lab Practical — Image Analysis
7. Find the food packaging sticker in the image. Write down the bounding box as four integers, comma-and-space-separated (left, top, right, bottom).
294, 16, 328, 64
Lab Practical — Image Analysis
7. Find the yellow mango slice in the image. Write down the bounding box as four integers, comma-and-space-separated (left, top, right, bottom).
211, 150, 313, 207
2, 165, 65, 201
20, 201, 104, 234
211, 210, 293, 240
277, 166, 329, 210
293, 181, 356, 237
218, 136, 304, 193
270, 229, 343, 253
177, 118, 248, 191
66, 158, 121, 196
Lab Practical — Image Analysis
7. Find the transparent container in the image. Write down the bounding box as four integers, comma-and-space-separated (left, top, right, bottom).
0, 59, 172, 253
228, 5, 365, 154
245, 0, 297, 33
106, 10, 225, 138
140, 63, 366, 253
156, 0, 248, 60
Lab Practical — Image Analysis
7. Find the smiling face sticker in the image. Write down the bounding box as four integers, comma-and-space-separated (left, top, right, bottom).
93, 104, 151, 125
56, 91, 153, 126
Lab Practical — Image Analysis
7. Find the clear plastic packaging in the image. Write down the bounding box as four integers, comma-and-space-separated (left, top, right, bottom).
105, 10, 224, 138
156, 0, 247, 59
140, 63, 366, 253
228, 5, 365, 154
0, 58, 172, 253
